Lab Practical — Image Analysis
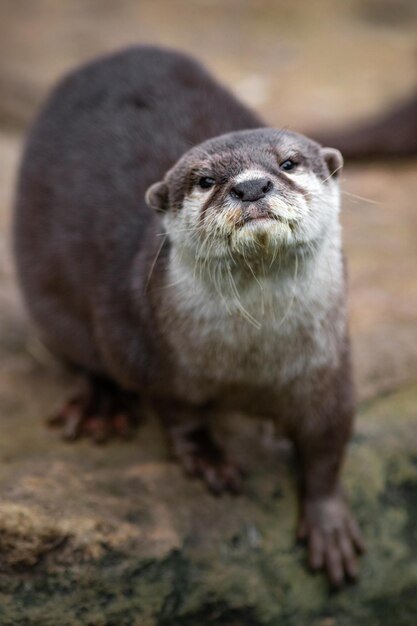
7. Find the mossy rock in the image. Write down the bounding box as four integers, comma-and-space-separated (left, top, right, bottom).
1, 373, 417, 625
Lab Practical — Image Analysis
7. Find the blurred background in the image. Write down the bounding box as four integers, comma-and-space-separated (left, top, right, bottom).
1, 1, 417, 624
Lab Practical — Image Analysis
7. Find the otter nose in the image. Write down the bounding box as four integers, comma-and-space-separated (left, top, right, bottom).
230, 177, 273, 202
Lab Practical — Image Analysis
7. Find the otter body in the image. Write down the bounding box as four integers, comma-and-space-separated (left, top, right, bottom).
14, 46, 261, 386
14, 46, 363, 586
160, 239, 345, 414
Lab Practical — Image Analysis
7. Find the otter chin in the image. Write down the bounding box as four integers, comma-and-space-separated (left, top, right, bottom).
231, 217, 293, 260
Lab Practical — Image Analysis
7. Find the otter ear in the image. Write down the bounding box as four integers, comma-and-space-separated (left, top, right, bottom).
145, 181, 169, 213
321, 147, 343, 179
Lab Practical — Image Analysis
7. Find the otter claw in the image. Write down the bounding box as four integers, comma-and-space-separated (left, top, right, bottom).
298, 495, 364, 587
47, 379, 139, 443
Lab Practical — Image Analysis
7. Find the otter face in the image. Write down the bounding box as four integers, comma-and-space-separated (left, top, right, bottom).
146, 129, 343, 264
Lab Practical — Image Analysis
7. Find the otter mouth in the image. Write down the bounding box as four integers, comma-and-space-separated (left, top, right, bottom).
244, 214, 274, 223
237, 209, 279, 228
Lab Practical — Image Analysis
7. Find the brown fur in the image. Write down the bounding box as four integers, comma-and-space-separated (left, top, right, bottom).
14, 46, 363, 585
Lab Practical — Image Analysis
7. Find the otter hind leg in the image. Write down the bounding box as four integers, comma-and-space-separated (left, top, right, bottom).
170, 423, 245, 495
48, 376, 140, 443
156, 399, 245, 495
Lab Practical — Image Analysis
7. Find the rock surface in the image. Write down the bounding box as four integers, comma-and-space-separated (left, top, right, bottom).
1, 1, 417, 624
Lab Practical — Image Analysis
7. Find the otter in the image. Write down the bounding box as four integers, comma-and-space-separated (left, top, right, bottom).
14, 46, 364, 586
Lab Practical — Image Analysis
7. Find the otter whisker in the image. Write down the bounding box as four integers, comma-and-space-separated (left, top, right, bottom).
213, 262, 232, 313
273, 252, 298, 331
156, 227, 196, 236
154, 276, 189, 291
242, 249, 262, 288
145, 234, 168, 293
269, 238, 281, 269
322, 165, 343, 183
341, 190, 382, 205
226, 264, 262, 329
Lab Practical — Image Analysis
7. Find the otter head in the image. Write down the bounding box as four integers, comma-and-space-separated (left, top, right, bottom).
145, 128, 343, 270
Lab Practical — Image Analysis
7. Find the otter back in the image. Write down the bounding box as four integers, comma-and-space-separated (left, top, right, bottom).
14, 46, 262, 381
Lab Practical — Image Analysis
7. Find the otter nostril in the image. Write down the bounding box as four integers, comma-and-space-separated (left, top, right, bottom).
262, 180, 273, 194
231, 188, 244, 200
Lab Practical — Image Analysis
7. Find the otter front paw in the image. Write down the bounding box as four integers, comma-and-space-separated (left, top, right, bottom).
297, 495, 365, 587
48, 377, 139, 443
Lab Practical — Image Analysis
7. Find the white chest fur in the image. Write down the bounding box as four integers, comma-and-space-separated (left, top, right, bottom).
159, 234, 346, 403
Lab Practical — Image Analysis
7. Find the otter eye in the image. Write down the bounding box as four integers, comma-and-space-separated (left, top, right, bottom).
198, 176, 216, 190
280, 159, 296, 172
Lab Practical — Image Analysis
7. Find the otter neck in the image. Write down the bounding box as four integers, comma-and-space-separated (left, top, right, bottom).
163, 224, 344, 316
